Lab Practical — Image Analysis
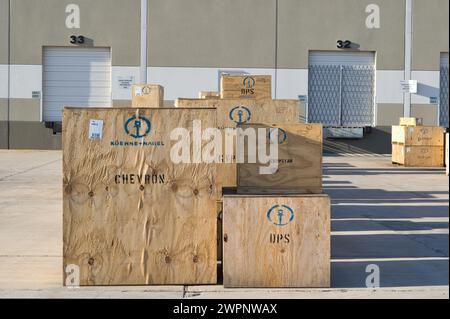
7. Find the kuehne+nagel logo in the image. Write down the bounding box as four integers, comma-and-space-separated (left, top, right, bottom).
110, 115, 164, 147
124, 115, 151, 138
267, 204, 294, 227
229, 106, 252, 125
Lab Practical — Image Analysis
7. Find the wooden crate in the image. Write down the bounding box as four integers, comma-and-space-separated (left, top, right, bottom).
399, 117, 423, 126
220, 75, 272, 101
216, 99, 300, 188
131, 84, 164, 108
199, 91, 220, 99
63, 107, 217, 285
392, 143, 444, 167
236, 123, 323, 194
446, 133, 449, 175
175, 98, 220, 108
223, 194, 330, 288
392, 126, 445, 146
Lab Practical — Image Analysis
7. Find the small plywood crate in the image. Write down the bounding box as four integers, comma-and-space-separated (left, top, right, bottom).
223, 194, 330, 288
131, 84, 164, 108
392, 125, 445, 167
392, 144, 444, 167
391, 125, 445, 146
399, 117, 423, 126
220, 75, 272, 101
237, 123, 323, 194
199, 91, 220, 99
63, 107, 217, 285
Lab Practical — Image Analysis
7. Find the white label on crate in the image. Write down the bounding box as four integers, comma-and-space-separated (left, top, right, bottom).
134, 87, 142, 97
89, 119, 103, 140
406, 147, 411, 153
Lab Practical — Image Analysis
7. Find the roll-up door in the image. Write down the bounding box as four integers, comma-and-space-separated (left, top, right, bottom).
43, 47, 111, 122
308, 51, 376, 127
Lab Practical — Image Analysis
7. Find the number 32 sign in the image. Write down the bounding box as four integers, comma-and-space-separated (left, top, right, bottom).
337, 40, 352, 49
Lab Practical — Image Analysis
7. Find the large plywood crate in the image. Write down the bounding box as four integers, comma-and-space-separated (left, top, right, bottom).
131, 84, 164, 108
392, 144, 444, 167
63, 107, 217, 285
223, 194, 330, 288
220, 75, 272, 101
236, 123, 323, 194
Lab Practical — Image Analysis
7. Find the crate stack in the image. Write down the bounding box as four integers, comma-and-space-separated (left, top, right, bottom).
392, 118, 446, 167
62, 74, 330, 288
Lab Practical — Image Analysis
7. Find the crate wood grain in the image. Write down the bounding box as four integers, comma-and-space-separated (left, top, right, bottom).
63, 107, 217, 285
392, 143, 444, 167
220, 75, 272, 101
199, 91, 220, 99
216, 99, 300, 188
237, 123, 322, 194
391, 126, 445, 146
223, 195, 330, 288
131, 84, 164, 108
399, 117, 423, 126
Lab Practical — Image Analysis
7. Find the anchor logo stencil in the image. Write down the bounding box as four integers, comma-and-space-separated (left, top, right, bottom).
229, 106, 252, 124
242, 76, 256, 88
268, 128, 287, 145
124, 115, 151, 138
267, 205, 295, 227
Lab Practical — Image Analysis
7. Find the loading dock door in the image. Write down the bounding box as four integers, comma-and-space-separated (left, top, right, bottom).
440, 53, 449, 127
43, 47, 111, 122
308, 51, 375, 127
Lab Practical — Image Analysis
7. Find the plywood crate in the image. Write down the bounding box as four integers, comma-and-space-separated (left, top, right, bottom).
446, 133, 449, 175
216, 99, 300, 188
391, 125, 445, 146
63, 107, 217, 285
199, 91, 220, 99
223, 194, 330, 288
131, 84, 164, 108
399, 117, 423, 126
175, 98, 221, 108
392, 144, 444, 167
237, 123, 323, 194
220, 75, 272, 101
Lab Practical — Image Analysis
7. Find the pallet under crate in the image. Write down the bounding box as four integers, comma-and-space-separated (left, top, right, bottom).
222, 194, 330, 288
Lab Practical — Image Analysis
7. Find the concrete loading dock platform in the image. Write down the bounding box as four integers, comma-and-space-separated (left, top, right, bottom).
0, 150, 447, 299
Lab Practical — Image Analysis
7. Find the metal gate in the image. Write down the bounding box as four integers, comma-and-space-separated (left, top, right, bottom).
308, 52, 375, 127
440, 53, 449, 127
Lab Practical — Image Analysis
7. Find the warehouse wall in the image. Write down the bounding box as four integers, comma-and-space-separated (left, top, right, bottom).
1, 0, 448, 152
411, 0, 449, 125
0, 0, 8, 149
7, 0, 141, 149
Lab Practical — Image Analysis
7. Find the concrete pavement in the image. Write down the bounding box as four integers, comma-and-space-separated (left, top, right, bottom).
0, 150, 448, 298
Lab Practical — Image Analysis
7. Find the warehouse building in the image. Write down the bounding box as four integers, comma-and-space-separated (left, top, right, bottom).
0, 0, 448, 152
